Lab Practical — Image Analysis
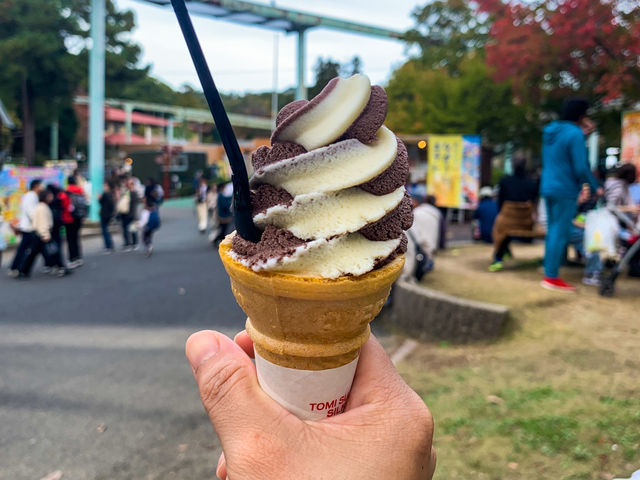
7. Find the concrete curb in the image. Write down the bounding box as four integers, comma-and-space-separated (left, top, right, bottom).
389, 280, 510, 343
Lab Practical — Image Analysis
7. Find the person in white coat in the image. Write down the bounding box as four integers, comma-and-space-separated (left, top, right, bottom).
8, 179, 43, 277
401, 195, 442, 282
18, 189, 70, 278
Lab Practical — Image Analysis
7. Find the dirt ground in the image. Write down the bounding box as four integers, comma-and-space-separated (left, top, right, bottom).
389, 241, 640, 480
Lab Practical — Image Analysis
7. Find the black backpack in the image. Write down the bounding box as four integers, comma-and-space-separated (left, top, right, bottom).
69, 192, 89, 220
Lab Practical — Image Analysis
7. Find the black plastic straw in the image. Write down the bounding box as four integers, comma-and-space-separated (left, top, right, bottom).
170, 0, 259, 242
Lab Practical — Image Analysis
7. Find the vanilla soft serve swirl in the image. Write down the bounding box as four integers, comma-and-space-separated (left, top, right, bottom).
231, 74, 412, 278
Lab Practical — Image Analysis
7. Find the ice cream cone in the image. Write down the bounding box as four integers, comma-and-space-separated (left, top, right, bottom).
219, 235, 404, 370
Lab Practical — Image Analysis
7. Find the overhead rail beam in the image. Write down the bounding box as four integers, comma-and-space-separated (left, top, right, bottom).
75, 96, 273, 130
141, 0, 403, 38
138, 0, 403, 99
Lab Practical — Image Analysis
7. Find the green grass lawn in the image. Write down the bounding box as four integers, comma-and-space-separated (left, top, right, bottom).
392, 243, 640, 479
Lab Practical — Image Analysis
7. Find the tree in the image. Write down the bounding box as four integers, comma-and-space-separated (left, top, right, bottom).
0, 0, 170, 162
346, 56, 363, 76
477, 0, 640, 105
404, 0, 490, 74
0, 0, 84, 163
389, 0, 530, 147
308, 58, 342, 98
72, 0, 175, 103
386, 54, 530, 146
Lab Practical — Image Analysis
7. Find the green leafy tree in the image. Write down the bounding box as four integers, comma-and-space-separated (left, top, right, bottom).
390, 0, 540, 149
386, 55, 530, 146
0, 0, 84, 163
175, 85, 207, 109
308, 58, 342, 98
72, 1, 176, 103
404, 0, 490, 74
346, 56, 363, 76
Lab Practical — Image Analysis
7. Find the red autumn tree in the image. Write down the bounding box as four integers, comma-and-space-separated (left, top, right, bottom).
477, 0, 640, 106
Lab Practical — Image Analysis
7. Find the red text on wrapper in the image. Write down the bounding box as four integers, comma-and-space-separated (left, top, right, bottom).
309, 394, 348, 417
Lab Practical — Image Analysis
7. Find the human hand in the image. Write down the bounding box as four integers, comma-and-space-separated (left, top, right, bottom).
186, 330, 436, 480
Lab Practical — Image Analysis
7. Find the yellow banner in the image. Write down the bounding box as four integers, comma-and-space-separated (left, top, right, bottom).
427, 135, 463, 208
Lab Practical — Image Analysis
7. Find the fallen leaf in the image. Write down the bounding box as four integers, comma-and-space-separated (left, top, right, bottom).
96, 424, 107, 433
508, 462, 518, 470
486, 395, 504, 405
40, 471, 63, 480
178, 444, 188, 453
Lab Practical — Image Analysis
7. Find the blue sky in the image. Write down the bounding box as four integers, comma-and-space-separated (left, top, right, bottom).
117, 0, 423, 94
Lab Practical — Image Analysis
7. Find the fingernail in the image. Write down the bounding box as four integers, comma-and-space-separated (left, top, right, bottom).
186, 330, 220, 371
216, 452, 225, 478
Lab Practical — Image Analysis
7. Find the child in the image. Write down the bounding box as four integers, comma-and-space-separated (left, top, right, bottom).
138, 198, 160, 257
19, 190, 70, 277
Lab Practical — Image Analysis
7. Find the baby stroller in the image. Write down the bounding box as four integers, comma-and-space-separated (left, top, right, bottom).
599, 204, 640, 297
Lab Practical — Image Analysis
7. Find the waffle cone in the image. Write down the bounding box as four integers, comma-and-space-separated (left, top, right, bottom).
219, 236, 404, 370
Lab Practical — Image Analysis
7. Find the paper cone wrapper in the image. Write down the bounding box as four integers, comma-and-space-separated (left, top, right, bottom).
219, 235, 404, 420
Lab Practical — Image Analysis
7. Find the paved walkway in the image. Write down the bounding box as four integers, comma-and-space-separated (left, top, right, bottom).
0, 203, 244, 479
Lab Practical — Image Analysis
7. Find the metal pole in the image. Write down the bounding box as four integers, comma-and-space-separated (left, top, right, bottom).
271, 30, 279, 128
124, 103, 133, 144
167, 119, 174, 145
503, 141, 513, 175
88, 0, 105, 222
50, 121, 59, 160
295, 29, 307, 100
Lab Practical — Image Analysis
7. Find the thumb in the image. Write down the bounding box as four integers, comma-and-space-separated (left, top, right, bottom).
185, 330, 285, 442
347, 334, 418, 409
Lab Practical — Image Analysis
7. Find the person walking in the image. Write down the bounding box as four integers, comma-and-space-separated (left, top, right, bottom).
213, 182, 233, 244
8, 179, 43, 277
44, 184, 69, 273
117, 177, 140, 251
64, 175, 88, 268
195, 177, 208, 233
144, 177, 163, 207
401, 195, 441, 282
138, 197, 161, 257
206, 183, 218, 238
99, 181, 115, 253
19, 189, 71, 278
540, 98, 601, 292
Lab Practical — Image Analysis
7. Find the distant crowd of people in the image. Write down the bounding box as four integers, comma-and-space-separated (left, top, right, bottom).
104, 174, 163, 256
192, 172, 234, 245
473, 98, 640, 292
4, 172, 163, 280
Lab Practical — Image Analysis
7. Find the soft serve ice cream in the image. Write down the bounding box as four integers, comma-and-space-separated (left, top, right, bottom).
230, 74, 412, 278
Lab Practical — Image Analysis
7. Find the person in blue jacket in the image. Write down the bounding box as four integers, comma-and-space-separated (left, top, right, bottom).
540, 98, 601, 292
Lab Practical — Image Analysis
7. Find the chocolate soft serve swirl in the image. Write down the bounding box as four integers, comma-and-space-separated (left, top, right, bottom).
231, 74, 412, 278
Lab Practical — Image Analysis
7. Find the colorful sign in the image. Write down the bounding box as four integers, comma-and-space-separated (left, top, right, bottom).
0, 166, 66, 245
621, 111, 640, 172
427, 134, 481, 209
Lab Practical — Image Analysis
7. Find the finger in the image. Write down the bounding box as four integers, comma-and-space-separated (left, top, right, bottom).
216, 452, 226, 480
233, 329, 254, 358
346, 334, 410, 409
185, 330, 292, 442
